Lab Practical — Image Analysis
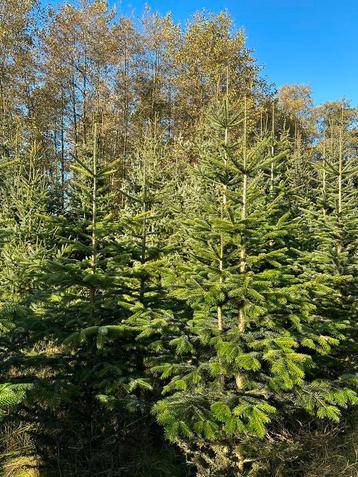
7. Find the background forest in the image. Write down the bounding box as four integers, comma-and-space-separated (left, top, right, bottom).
0, 1, 357, 476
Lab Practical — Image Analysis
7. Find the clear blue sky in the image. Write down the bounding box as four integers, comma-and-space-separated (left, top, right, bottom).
43, 0, 358, 106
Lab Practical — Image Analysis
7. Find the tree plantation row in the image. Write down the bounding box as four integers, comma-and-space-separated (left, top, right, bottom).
0, 1, 357, 476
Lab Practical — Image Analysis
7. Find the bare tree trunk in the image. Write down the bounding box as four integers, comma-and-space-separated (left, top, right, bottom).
83, 50, 88, 145
90, 123, 98, 321
270, 101, 275, 193
338, 109, 343, 217
61, 90, 65, 210
337, 107, 343, 257
140, 150, 147, 304
71, 70, 78, 158
238, 96, 247, 335
322, 132, 326, 217
217, 68, 229, 332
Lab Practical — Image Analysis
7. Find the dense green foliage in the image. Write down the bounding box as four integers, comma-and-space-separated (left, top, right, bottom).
0, 2, 357, 476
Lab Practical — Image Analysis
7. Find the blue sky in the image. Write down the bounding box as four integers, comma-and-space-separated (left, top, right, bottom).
43, 0, 358, 106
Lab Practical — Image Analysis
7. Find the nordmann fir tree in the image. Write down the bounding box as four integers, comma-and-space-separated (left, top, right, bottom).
152, 93, 358, 476
100, 127, 190, 475
300, 102, 358, 379
115, 127, 187, 366
17, 124, 140, 473
0, 145, 53, 473
79, 125, 185, 408
0, 141, 49, 363
0, 155, 37, 418
25, 124, 186, 475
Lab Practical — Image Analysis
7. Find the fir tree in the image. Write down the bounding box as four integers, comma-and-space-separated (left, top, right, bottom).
152, 95, 358, 476
13, 125, 185, 475
300, 102, 358, 378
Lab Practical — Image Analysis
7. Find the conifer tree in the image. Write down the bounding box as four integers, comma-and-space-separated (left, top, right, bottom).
0, 144, 52, 475
14, 125, 184, 474
301, 102, 358, 377
152, 95, 358, 476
